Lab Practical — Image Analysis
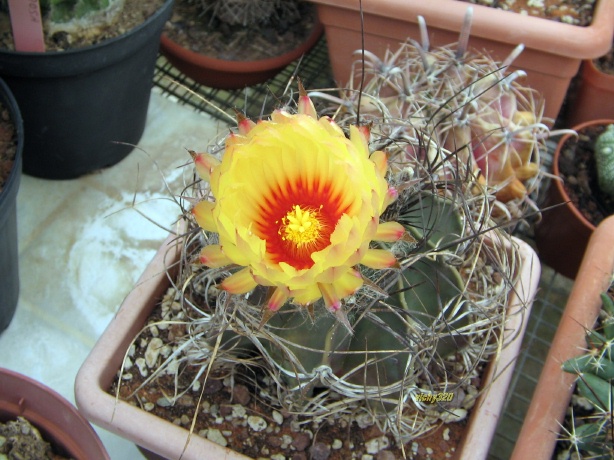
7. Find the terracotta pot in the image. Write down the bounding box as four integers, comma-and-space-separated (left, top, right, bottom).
566, 54, 614, 126
159, 21, 323, 90
512, 215, 614, 460
0, 368, 109, 460
309, 0, 614, 122
534, 119, 614, 280
75, 231, 540, 460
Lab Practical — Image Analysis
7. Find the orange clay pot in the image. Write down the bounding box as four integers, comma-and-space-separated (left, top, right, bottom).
512, 215, 614, 460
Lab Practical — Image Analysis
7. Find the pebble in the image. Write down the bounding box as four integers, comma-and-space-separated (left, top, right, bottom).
232, 384, 251, 405
331, 439, 343, 450
247, 415, 267, 432
135, 357, 148, 377
309, 442, 331, 460
231, 404, 247, 419
206, 428, 228, 447
272, 410, 284, 425
439, 408, 467, 423
376, 452, 396, 460
145, 337, 164, 368
364, 436, 389, 454
291, 431, 310, 451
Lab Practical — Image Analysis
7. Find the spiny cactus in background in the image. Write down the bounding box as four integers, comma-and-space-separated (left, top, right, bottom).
39, 0, 125, 41
559, 282, 614, 459
596, 124, 614, 200
190, 0, 301, 27
313, 9, 554, 222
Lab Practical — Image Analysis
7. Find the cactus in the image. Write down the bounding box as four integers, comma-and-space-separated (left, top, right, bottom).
190, 0, 301, 28
312, 9, 557, 222
559, 282, 614, 459
118, 8, 534, 452
43, 0, 125, 39
595, 124, 614, 200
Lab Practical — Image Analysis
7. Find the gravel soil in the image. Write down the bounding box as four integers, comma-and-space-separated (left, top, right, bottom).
0, 102, 17, 194
110, 289, 475, 460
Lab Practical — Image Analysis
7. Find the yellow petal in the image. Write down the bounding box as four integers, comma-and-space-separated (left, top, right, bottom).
192, 201, 217, 232
298, 81, 318, 119
236, 111, 256, 135
369, 150, 388, 177
383, 187, 398, 210
374, 221, 405, 242
361, 249, 398, 269
267, 287, 290, 312
331, 268, 363, 299
291, 284, 322, 305
318, 282, 341, 311
199, 245, 231, 268
190, 151, 220, 182
221, 268, 257, 294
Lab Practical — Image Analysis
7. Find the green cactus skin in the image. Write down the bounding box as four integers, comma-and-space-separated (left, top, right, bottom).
595, 124, 614, 199
40, 0, 125, 39
260, 190, 467, 402
42, 0, 113, 22
561, 286, 613, 459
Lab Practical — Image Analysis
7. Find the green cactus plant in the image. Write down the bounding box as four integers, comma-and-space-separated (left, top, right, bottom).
116, 9, 537, 456
42, 0, 125, 39
311, 8, 564, 224
595, 124, 614, 200
558, 282, 614, 459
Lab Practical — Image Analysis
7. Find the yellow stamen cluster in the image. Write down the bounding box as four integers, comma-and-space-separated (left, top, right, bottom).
279, 205, 323, 248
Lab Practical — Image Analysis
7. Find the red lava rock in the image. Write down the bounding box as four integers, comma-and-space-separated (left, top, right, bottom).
203, 378, 223, 394
231, 384, 251, 405
309, 442, 331, 460
291, 432, 311, 451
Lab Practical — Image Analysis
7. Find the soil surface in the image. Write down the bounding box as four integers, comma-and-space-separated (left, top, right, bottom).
595, 42, 614, 75
110, 291, 473, 460
0, 416, 71, 460
163, 0, 318, 62
0, 101, 17, 194
0, 0, 165, 51
558, 124, 614, 227
460, 0, 596, 25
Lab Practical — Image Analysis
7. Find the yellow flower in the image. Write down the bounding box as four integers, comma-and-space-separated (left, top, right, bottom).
192, 91, 403, 312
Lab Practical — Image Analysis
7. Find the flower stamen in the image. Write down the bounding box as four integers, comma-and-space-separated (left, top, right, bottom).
280, 204, 324, 248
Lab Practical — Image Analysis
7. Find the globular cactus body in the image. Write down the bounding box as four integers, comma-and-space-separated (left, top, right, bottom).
41, 0, 125, 40
595, 124, 614, 199
560, 285, 614, 459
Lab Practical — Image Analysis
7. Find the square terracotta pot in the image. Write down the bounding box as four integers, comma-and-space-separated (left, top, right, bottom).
310, 0, 614, 121
75, 233, 540, 459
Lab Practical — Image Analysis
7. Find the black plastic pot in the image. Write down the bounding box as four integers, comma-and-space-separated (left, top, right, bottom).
0, 77, 23, 333
0, 0, 173, 179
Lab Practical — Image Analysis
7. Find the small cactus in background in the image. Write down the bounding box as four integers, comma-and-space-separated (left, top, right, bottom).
190, 0, 301, 28
40, 0, 125, 39
559, 281, 614, 459
313, 9, 554, 221
595, 124, 614, 199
